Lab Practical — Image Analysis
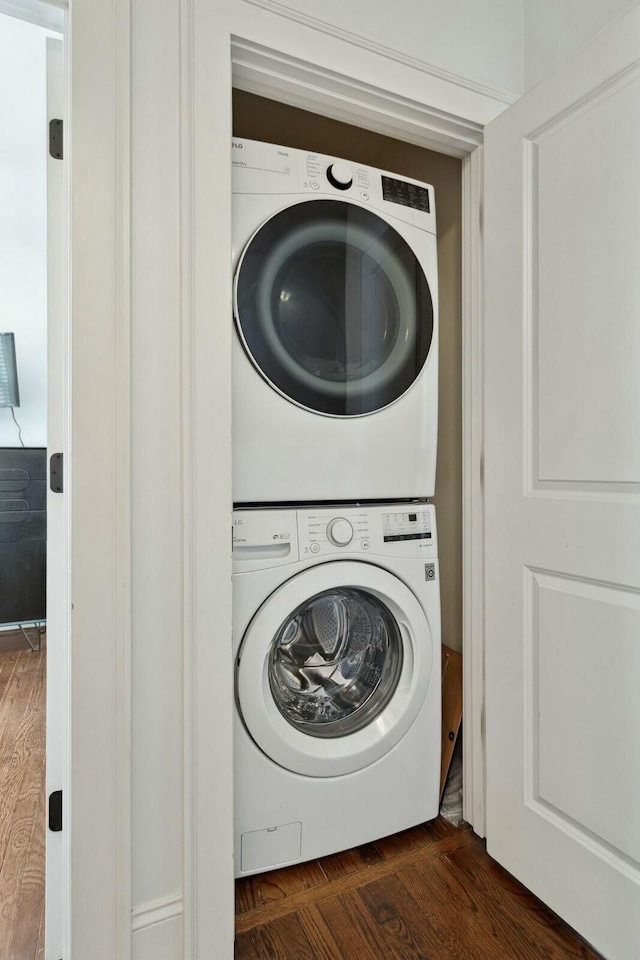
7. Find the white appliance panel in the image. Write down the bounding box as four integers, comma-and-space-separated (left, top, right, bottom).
232, 503, 441, 876
231, 138, 439, 503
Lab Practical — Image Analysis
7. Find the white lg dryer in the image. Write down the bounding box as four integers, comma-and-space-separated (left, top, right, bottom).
232, 138, 439, 504
232, 502, 441, 877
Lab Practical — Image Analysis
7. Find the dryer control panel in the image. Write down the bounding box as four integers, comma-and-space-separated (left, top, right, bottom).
231, 137, 437, 235
233, 503, 437, 572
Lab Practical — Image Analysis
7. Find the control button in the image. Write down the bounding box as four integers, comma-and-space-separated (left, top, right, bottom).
310, 180, 320, 190
326, 517, 353, 546
360, 191, 369, 201
310, 542, 321, 554
326, 163, 353, 191
361, 539, 370, 550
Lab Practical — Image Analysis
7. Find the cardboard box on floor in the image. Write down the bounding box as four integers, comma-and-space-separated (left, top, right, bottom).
440, 644, 463, 800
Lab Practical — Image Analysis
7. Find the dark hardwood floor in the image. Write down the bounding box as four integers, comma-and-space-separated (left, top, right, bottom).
236, 817, 601, 960
0, 635, 46, 960
0, 629, 605, 960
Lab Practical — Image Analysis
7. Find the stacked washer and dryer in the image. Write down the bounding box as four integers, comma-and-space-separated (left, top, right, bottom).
231, 138, 442, 877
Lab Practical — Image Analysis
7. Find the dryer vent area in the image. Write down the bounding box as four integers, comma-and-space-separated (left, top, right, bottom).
232, 89, 463, 665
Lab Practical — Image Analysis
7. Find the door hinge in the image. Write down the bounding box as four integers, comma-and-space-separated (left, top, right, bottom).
49, 118, 63, 159
49, 790, 63, 832
50, 452, 63, 493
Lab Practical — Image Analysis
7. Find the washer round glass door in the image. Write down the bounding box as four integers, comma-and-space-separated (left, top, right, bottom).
269, 586, 403, 738
234, 200, 434, 417
236, 562, 434, 777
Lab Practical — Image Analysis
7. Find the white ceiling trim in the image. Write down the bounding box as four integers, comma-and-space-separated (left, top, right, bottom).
241, 0, 519, 107
0, 0, 64, 32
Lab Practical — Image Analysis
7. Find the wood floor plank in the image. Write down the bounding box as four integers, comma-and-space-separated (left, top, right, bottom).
0, 631, 33, 656
236, 911, 320, 960
0, 653, 21, 701
356, 842, 386, 867
236, 819, 459, 922
443, 842, 600, 960
0, 654, 40, 774
236, 858, 328, 914
0, 650, 46, 960
34, 901, 45, 960
317, 843, 383, 883
235, 830, 473, 934
417, 816, 461, 845
309, 846, 363, 884
0, 665, 46, 958
234, 928, 263, 960
235, 877, 261, 916
0, 655, 36, 762
316, 890, 397, 960
0, 653, 45, 869
353, 881, 445, 960
4, 767, 46, 960
395, 849, 520, 960
373, 823, 438, 860
297, 904, 344, 960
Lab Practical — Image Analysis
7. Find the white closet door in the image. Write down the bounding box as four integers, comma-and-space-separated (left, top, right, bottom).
483, 6, 640, 958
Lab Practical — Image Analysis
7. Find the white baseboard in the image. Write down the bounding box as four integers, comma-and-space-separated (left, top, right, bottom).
132, 896, 183, 960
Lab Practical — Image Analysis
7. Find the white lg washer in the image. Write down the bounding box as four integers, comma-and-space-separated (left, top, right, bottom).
232, 138, 439, 504
233, 502, 441, 877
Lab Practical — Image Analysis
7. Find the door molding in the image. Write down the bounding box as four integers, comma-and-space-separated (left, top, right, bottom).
231, 37, 485, 158
182, 18, 488, 957
69, 0, 132, 956
180, 0, 235, 956
462, 144, 486, 835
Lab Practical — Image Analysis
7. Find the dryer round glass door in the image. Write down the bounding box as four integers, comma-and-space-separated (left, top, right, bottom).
234, 199, 434, 417
236, 561, 434, 777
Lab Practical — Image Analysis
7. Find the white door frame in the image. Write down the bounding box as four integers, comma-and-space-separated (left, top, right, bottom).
46, 32, 69, 959
68, 0, 132, 956
227, 33, 488, 837
0, 0, 131, 956
183, 11, 490, 956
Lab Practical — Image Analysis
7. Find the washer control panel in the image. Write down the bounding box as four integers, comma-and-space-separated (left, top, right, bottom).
382, 509, 432, 543
302, 509, 370, 556
326, 517, 354, 546
233, 505, 437, 572
298, 504, 436, 560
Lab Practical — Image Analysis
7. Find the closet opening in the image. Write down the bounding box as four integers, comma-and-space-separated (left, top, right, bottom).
230, 89, 465, 951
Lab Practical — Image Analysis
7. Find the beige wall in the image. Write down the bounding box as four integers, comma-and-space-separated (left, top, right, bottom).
233, 90, 463, 653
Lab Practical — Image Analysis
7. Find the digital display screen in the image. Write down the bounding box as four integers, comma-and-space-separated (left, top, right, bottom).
381, 176, 430, 212
382, 511, 431, 543
384, 532, 431, 543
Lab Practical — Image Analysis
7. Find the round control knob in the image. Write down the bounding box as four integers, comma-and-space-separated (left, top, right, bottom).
326, 517, 354, 546
326, 163, 353, 191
